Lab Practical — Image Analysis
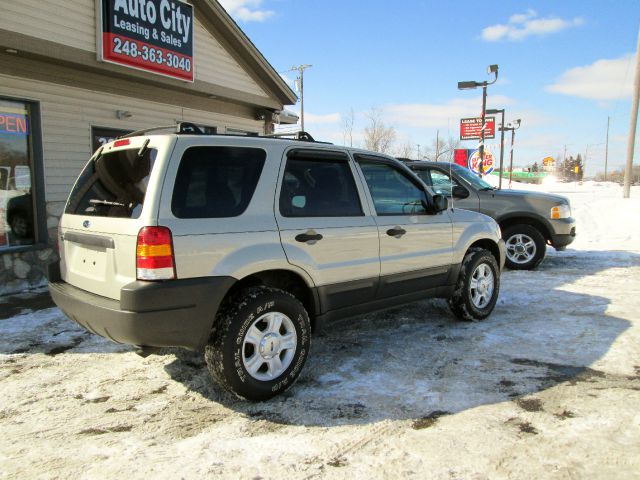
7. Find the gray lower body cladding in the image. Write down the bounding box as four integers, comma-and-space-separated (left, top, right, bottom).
48, 262, 235, 351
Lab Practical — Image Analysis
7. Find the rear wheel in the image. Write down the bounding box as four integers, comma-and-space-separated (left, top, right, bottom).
205, 286, 311, 401
503, 224, 546, 270
448, 248, 500, 321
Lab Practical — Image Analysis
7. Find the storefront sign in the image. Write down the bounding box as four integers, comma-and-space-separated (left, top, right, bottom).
460, 117, 495, 140
99, 0, 194, 82
0, 113, 29, 135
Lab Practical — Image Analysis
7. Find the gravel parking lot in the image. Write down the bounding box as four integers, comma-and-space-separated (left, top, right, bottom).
1, 183, 639, 480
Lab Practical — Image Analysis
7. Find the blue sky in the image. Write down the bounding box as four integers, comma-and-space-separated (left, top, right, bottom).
220, 0, 640, 176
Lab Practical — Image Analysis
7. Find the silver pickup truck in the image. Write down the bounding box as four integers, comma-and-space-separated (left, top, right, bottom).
404, 161, 576, 270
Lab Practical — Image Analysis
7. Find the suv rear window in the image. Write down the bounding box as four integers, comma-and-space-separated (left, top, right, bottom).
171, 146, 266, 218
65, 148, 157, 219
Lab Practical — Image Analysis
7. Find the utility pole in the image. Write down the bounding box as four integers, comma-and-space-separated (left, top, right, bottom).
289, 64, 312, 132
605, 116, 610, 181
624, 28, 640, 198
435, 130, 439, 161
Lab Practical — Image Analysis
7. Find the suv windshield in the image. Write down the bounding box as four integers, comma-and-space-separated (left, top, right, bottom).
65, 147, 157, 219
451, 164, 494, 190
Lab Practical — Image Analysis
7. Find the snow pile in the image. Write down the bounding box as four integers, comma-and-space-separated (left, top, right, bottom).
0, 182, 639, 479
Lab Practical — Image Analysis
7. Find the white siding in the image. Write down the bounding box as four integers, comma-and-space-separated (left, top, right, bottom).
0, 0, 96, 52
0, 2, 271, 99
193, 19, 268, 97
0, 74, 264, 203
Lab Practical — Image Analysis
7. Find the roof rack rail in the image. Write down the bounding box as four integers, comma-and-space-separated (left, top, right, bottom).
119, 122, 206, 139
265, 131, 333, 144
119, 123, 332, 144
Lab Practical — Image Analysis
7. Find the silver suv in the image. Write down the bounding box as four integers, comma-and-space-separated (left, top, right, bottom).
48, 124, 505, 401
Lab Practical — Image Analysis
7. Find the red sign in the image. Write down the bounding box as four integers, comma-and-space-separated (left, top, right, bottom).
0, 113, 29, 135
460, 117, 495, 140
454, 149, 469, 167
468, 149, 495, 175
100, 0, 194, 82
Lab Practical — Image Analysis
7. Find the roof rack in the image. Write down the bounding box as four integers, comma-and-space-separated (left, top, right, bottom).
119, 122, 331, 144
119, 122, 205, 139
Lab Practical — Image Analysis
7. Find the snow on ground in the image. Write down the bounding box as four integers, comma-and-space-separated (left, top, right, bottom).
1, 183, 640, 479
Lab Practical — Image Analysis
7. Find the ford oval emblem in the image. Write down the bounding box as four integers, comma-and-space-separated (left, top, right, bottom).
83, 220, 91, 228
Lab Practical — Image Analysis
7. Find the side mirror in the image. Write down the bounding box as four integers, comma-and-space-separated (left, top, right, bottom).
452, 185, 469, 199
432, 194, 448, 213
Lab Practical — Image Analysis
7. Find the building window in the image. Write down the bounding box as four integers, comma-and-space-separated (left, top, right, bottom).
0, 99, 38, 248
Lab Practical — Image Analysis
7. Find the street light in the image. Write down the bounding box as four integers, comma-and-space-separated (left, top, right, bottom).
501, 119, 521, 188
457, 64, 499, 178
486, 108, 505, 189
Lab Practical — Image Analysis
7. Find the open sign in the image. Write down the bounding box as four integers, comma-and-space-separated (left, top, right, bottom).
0, 114, 29, 135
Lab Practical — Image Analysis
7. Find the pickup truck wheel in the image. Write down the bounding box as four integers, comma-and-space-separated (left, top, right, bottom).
503, 224, 546, 270
205, 286, 311, 401
448, 248, 500, 321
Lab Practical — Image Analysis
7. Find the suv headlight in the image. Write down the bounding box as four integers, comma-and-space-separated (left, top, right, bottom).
550, 204, 571, 219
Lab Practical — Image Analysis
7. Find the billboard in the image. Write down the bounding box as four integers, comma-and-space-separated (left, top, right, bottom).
99, 0, 194, 82
460, 117, 495, 140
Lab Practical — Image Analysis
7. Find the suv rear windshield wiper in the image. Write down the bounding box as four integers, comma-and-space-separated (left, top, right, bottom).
89, 199, 130, 208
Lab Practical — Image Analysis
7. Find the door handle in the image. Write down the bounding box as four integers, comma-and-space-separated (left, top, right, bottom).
295, 230, 323, 244
386, 227, 407, 238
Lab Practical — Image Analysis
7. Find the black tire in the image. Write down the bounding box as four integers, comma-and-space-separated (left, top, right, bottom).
205, 286, 311, 401
448, 248, 500, 321
502, 224, 546, 270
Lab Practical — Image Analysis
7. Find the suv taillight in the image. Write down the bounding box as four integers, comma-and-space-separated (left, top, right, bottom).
136, 226, 176, 281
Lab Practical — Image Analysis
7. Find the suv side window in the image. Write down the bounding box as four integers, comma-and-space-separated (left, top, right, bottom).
279, 152, 363, 217
171, 146, 265, 218
358, 160, 428, 215
429, 169, 459, 196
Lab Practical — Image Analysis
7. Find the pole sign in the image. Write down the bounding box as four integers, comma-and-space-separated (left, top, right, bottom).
468, 148, 495, 175
99, 0, 194, 82
460, 117, 495, 140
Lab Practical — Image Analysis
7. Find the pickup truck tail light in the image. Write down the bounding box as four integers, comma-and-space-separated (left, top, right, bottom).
136, 226, 176, 280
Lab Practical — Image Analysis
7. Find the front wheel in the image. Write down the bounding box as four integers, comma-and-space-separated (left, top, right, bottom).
448, 248, 500, 321
503, 224, 546, 270
205, 286, 311, 401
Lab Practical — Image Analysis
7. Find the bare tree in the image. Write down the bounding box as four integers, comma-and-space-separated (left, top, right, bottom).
363, 108, 396, 153
395, 139, 415, 159
424, 135, 460, 162
341, 108, 355, 147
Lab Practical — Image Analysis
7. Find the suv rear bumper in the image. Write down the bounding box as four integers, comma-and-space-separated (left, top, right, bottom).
48, 262, 235, 351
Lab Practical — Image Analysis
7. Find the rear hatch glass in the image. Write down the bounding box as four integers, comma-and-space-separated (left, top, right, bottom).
60, 143, 160, 300
65, 147, 156, 218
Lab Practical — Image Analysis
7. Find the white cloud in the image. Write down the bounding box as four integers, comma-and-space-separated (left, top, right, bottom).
546, 54, 635, 101
382, 95, 515, 129
481, 10, 584, 41
218, 0, 274, 22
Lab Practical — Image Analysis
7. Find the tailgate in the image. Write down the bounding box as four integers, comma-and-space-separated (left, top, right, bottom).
58, 136, 173, 300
